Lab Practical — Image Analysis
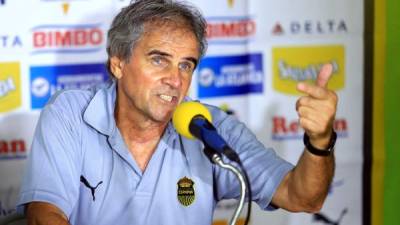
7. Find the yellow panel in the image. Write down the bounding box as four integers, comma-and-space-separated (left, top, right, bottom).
0, 62, 22, 113
272, 45, 345, 95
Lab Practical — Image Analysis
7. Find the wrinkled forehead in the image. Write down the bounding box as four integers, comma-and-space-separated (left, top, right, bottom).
139, 19, 200, 49
142, 18, 195, 37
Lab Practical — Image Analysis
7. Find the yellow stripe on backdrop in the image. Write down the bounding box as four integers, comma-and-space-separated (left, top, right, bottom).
372, 0, 385, 225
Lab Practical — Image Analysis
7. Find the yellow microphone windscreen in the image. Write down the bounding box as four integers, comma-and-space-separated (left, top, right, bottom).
172, 101, 212, 139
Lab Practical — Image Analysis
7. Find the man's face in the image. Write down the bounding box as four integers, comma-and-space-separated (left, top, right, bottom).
114, 23, 199, 124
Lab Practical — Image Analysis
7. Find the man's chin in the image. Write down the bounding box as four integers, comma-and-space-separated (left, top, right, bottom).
151, 112, 173, 124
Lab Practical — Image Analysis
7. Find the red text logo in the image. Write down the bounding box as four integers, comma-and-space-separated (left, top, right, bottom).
206, 17, 256, 44
31, 24, 103, 54
272, 116, 348, 140
0, 139, 27, 159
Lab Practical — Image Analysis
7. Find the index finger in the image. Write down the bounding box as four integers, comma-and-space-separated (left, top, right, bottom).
316, 63, 333, 88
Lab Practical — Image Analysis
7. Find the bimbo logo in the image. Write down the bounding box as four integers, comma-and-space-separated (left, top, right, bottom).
206, 16, 256, 44
272, 45, 345, 95
272, 19, 348, 35
198, 53, 263, 98
31, 24, 103, 54
0, 139, 27, 160
272, 116, 348, 140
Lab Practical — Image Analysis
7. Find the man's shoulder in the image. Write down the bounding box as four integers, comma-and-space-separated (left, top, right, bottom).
203, 103, 232, 124
41, 82, 113, 122
46, 88, 95, 111
45, 82, 110, 111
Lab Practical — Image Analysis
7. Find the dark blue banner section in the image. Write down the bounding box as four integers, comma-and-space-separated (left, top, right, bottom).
30, 63, 108, 109
197, 53, 264, 98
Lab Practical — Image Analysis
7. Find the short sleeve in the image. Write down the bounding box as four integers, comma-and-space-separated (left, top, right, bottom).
17, 101, 82, 218
210, 107, 294, 210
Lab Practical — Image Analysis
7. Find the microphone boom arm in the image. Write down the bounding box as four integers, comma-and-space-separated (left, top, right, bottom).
203, 147, 247, 225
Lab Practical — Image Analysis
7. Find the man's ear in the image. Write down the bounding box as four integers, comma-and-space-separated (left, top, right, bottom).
110, 56, 124, 79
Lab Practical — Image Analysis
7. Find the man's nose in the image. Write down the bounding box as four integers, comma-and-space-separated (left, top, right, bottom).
163, 67, 182, 88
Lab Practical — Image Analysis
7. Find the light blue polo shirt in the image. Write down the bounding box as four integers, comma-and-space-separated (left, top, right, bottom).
17, 80, 293, 225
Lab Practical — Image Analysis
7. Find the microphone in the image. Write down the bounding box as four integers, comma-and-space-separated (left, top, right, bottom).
172, 101, 240, 162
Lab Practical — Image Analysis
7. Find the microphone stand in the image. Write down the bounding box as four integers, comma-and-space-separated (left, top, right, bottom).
203, 147, 247, 225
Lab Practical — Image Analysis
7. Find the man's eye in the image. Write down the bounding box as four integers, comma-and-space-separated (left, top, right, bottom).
179, 62, 193, 72
151, 56, 165, 66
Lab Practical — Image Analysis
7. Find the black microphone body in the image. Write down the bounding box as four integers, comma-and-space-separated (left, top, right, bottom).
189, 115, 240, 162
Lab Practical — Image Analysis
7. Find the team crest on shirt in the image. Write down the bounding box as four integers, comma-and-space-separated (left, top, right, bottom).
177, 176, 195, 206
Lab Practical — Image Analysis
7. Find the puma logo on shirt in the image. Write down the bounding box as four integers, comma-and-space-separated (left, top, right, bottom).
80, 175, 103, 201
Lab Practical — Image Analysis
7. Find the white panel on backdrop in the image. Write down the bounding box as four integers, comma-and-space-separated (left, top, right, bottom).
287, 162, 362, 225
191, 0, 248, 16
188, 0, 364, 225
28, 0, 114, 64
250, 0, 364, 39
0, 112, 39, 216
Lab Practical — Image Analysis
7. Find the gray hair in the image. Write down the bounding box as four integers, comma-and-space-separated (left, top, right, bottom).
106, 0, 208, 77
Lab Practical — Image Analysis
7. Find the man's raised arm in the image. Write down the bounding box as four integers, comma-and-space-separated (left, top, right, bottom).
271, 63, 338, 212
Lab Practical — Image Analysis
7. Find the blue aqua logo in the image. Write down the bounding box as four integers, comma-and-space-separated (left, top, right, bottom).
30, 63, 108, 109
197, 53, 264, 98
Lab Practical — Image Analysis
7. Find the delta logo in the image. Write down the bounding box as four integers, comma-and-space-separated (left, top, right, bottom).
197, 53, 263, 98
0, 34, 23, 49
272, 116, 348, 140
272, 19, 348, 35
0, 139, 27, 160
30, 63, 108, 109
0, 62, 21, 113
272, 45, 345, 95
31, 23, 104, 54
206, 16, 256, 45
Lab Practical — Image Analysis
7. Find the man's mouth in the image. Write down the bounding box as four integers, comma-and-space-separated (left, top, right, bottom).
159, 94, 174, 102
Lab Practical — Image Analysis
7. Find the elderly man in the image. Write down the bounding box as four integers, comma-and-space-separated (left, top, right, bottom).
17, 0, 338, 224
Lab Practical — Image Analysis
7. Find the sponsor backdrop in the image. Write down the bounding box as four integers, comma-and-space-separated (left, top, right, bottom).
0, 0, 366, 225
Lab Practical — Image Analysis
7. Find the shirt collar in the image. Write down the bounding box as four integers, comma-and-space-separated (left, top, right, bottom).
83, 80, 181, 138
83, 80, 117, 136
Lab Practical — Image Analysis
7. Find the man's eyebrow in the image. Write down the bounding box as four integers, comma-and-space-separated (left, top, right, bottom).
184, 57, 198, 68
147, 50, 171, 57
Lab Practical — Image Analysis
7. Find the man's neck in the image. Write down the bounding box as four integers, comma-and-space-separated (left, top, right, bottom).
114, 100, 169, 172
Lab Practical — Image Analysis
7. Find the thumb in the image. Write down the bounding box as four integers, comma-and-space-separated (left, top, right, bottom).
316, 63, 334, 87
